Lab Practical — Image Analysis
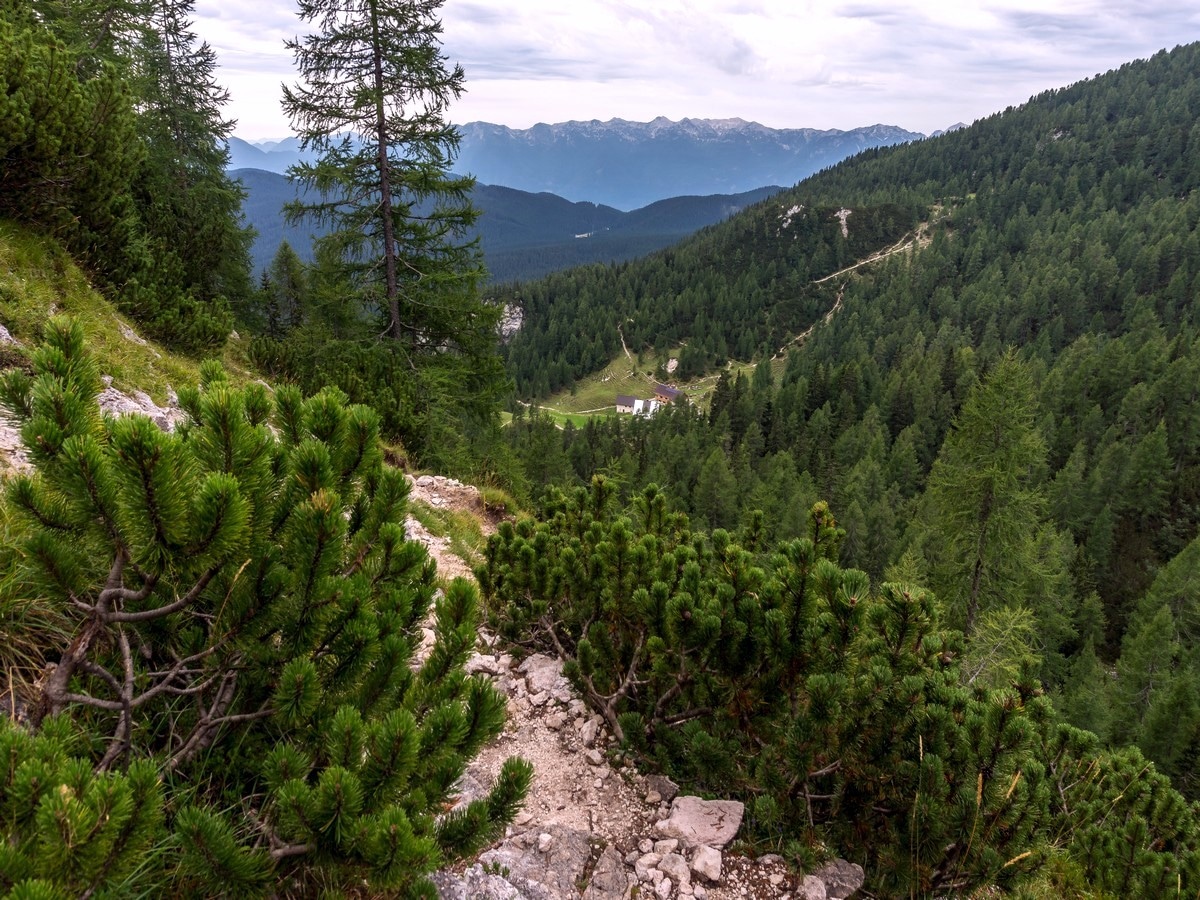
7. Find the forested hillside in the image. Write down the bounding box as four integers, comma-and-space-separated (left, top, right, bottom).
501, 41, 1200, 808
8, 0, 1200, 893
503, 202, 915, 393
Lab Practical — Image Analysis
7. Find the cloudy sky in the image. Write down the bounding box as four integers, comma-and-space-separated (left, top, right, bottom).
192, 0, 1200, 141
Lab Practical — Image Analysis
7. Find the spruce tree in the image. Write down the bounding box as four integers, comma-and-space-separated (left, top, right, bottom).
128, 0, 251, 349
0, 319, 530, 895
16, 0, 252, 352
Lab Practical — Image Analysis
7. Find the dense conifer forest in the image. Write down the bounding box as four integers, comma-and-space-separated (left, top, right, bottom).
491, 40, 1200, 891
6, 0, 1200, 892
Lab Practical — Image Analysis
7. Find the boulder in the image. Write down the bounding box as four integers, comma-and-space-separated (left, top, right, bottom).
657, 796, 744, 849
519, 653, 566, 695
690, 845, 722, 883
658, 852, 691, 887
582, 844, 634, 899
814, 859, 865, 899
580, 716, 602, 747
635, 852, 662, 881
798, 874, 828, 900
472, 824, 595, 898
431, 864, 529, 900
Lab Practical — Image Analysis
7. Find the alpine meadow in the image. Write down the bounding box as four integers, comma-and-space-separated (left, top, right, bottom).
3, 0, 1200, 896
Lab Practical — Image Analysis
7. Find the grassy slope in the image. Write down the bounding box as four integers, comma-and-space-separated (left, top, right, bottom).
537, 341, 790, 419
0, 221, 256, 399
0, 217, 509, 544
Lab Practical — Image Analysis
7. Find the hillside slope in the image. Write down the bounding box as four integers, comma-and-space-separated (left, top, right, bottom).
498, 41, 1200, 795
0, 221, 252, 401
0, 222, 865, 900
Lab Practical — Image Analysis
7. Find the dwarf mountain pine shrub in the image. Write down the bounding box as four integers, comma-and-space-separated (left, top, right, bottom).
0, 319, 530, 897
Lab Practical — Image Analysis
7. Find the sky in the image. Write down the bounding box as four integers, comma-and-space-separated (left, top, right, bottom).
192, 0, 1200, 141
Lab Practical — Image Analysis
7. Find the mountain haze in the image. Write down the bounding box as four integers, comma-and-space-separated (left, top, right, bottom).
235, 167, 779, 282
455, 117, 924, 209
229, 117, 923, 211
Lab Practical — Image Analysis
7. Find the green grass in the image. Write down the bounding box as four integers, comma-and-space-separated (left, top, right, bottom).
0, 220, 256, 402
407, 500, 488, 568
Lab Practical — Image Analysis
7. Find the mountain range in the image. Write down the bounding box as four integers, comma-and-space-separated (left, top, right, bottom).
454, 118, 925, 209
234, 167, 779, 283
228, 117, 925, 211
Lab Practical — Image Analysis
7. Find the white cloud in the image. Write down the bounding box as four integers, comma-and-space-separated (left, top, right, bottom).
191, 0, 1200, 140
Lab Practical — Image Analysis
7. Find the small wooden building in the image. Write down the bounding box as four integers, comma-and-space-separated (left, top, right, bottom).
654, 384, 682, 404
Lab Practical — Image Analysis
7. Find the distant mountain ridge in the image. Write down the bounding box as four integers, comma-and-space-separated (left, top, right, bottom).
234, 167, 780, 283
229, 117, 925, 210
455, 117, 923, 209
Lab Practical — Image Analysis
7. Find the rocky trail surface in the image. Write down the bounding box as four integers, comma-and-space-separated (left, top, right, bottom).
405, 476, 865, 900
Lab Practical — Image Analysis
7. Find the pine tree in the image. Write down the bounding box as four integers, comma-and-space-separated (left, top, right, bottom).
0, 8, 144, 285
480, 486, 1057, 894
0, 717, 166, 897
481, 481, 1200, 894
0, 319, 530, 895
17, 0, 252, 352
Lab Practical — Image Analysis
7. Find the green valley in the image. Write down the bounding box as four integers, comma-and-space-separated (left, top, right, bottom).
5, 0, 1200, 895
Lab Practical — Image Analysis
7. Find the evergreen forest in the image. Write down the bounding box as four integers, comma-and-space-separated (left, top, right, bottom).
5, 0, 1200, 893
491, 40, 1200, 894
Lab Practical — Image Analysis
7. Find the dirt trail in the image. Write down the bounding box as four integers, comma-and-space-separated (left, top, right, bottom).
403, 476, 802, 898
772, 215, 943, 359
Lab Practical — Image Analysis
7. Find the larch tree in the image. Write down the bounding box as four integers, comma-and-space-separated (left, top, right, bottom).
282, 0, 489, 355
919, 352, 1067, 637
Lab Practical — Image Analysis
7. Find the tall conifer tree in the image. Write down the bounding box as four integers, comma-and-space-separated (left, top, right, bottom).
283, 0, 491, 354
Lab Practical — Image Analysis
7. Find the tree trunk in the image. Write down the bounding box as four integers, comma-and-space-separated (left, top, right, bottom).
965, 490, 993, 636
370, 1, 401, 341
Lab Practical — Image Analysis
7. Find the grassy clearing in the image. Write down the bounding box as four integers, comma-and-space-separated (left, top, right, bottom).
0, 221, 256, 401
537, 348, 790, 420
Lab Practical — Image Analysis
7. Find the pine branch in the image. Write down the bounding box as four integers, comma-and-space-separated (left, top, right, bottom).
35, 596, 112, 724
97, 629, 136, 770
659, 707, 713, 726
106, 565, 217, 623
270, 842, 315, 860
166, 671, 270, 771
581, 630, 646, 744
129, 643, 226, 708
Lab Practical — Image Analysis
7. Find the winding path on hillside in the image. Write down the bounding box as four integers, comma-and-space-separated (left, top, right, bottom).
771, 214, 943, 359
